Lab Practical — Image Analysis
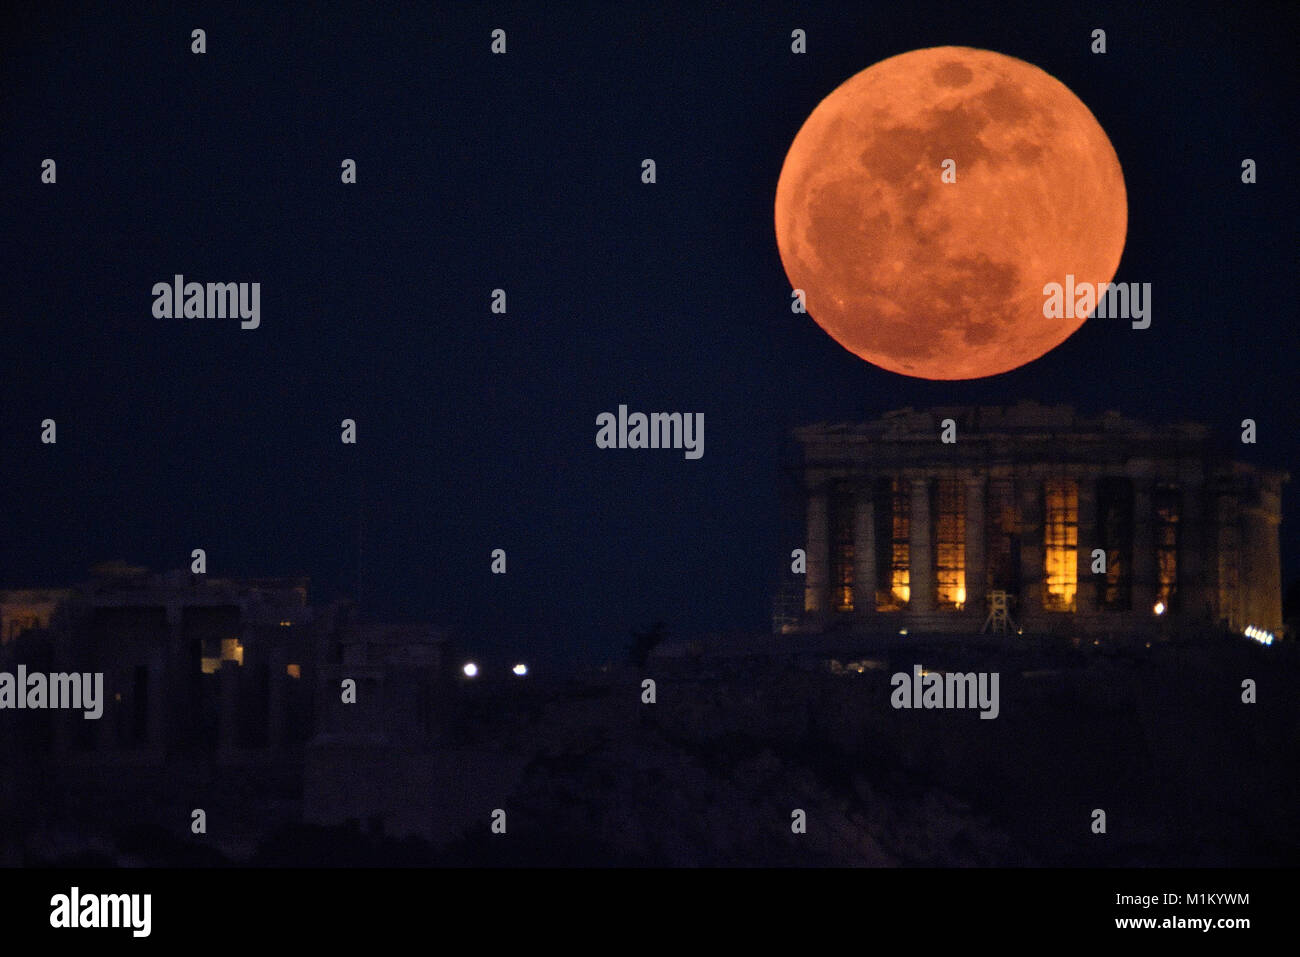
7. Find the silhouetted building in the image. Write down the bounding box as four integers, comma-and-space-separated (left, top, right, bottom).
304, 618, 460, 839
0, 562, 315, 765
0, 589, 72, 644
311, 618, 447, 745
789, 403, 1287, 639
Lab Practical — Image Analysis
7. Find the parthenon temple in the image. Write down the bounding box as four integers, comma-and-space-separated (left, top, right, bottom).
791, 403, 1286, 639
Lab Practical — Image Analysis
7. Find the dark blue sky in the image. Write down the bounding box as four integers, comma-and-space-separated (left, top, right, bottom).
3, 1, 1296, 667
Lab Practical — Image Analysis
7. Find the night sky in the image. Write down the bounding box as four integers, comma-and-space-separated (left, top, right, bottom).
3, 1, 1296, 669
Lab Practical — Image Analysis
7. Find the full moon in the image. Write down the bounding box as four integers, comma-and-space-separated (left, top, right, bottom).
774, 46, 1127, 379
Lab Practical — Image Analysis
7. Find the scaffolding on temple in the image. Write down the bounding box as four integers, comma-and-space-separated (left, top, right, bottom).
982, 589, 1019, 635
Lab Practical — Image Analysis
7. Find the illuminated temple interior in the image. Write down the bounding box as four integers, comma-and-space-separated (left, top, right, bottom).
787, 403, 1286, 639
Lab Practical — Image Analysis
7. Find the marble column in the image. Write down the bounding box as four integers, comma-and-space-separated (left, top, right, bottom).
1178, 480, 1205, 621
1213, 489, 1240, 630
1242, 485, 1283, 634
1131, 478, 1157, 617
1075, 476, 1097, 615
963, 477, 986, 618
217, 659, 239, 761
804, 486, 830, 624
852, 487, 876, 619
909, 478, 934, 614
1018, 477, 1044, 618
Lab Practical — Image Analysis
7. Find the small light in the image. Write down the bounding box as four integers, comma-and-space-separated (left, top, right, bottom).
463, 662, 478, 678
1153, 601, 1166, 616
898, 628, 908, 636
1244, 625, 1275, 646
512, 663, 528, 676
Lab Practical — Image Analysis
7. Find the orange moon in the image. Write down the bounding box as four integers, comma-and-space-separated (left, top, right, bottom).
774, 46, 1127, 379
